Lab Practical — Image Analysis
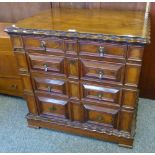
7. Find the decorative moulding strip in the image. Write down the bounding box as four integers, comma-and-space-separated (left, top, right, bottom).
5, 26, 150, 44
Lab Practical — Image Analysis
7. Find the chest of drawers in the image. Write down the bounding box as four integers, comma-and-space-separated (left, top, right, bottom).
5, 6, 150, 148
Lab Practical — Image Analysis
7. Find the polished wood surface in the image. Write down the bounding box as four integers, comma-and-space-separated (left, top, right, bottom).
0, 23, 23, 96
6, 3, 150, 148
15, 8, 149, 39
139, 2, 155, 99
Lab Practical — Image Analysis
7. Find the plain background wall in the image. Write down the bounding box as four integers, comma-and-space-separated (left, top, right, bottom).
0, 2, 51, 22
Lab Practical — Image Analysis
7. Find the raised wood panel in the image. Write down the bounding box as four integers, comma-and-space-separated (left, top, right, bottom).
80, 59, 125, 83
79, 41, 127, 59
69, 100, 84, 121
122, 89, 138, 109
0, 51, 19, 77
124, 64, 141, 87
21, 74, 33, 92
84, 104, 119, 128
36, 93, 69, 119
68, 80, 80, 100
32, 74, 68, 97
66, 57, 79, 78
23, 36, 64, 54
14, 51, 28, 71
27, 53, 66, 74
81, 82, 121, 104
119, 109, 134, 133
0, 77, 23, 96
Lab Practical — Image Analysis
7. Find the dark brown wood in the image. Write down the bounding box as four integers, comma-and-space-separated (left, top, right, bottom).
139, 2, 155, 99
5, 3, 150, 148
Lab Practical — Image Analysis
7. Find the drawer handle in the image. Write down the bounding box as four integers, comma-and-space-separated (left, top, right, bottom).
96, 115, 104, 122
98, 70, 104, 79
49, 106, 57, 112
10, 84, 17, 89
98, 46, 104, 57
98, 93, 103, 99
40, 40, 46, 50
47, 86, 52, 92
43, 64, 48, 72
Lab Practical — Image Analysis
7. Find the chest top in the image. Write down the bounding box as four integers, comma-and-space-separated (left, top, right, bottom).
5, 6, 150, 44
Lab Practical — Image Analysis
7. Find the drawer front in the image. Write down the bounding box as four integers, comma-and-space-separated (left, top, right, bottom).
79, 41, 127, 59
81, 83, 121, 104
80, 59, 124, 83
36, 94, 69, 118
27, 53, 65, 74
84, 104, 119, 128
32, 75, 68, 97
0, 77, 23, 95
23, 36, 64, 53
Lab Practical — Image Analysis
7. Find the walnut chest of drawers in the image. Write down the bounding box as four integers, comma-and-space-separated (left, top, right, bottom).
5, 7, 150, 148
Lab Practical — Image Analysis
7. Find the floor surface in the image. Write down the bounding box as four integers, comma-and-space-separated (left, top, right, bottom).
0, 94, 155, 152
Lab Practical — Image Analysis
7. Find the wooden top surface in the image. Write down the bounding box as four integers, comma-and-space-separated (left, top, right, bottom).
5, 8, 150, 44
16, 8, 148, 37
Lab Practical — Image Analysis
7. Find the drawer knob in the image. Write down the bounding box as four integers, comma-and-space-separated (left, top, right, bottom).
98, 46, 104, 57
49, 106, 57, 112
98, 93, 103, 99
47, 86, 52, 92
10, 84, 17, 89
98, 70, 104, 79
40, 40, 46, 50
96, 115, 104, 122
43, 64, 48, 72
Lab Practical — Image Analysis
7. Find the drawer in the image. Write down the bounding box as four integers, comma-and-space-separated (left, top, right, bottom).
0, 77, 23, 96
32, 74, 68, 97
79, 41, 127, 59
27, 53, 65, 74
35, 93, 69, 119
23, 36, 64, 54
80, 59, 124, 83
81, 82, 121, 104
84, 104, 119, 128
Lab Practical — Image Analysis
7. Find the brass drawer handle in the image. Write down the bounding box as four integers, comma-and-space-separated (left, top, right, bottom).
98, 70, 104, 79
96, 115, 104, 122
98, 46, 104, 57
47, 86, 52, 92
98, 93, 103, 99
43, 64, 48, 72
10, 84, 17, 89
40, 40, 46, 50
49, 106, 57, 112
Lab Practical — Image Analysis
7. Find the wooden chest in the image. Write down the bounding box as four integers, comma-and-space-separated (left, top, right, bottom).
5, 6, 150, 148
0, 23, 23, 97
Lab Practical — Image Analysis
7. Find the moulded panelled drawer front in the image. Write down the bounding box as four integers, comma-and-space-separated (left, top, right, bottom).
36, 95, 69, 118
81, 83, 121, 104
23, 36, 64, 53
32, 76, 68, 96
28, 53, 65, 74
79, 41, 127, 59
80, 59, 124, 83
84, 104, 119, 128
0, 77, 23, 93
